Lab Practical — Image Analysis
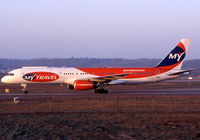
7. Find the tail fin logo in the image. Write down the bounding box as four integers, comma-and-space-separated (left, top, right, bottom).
156, 39, 191, 68
156, 45, 186, 68
169, 52, 185, 62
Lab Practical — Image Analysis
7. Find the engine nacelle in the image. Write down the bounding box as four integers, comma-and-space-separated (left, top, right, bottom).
74, 80, 97, 90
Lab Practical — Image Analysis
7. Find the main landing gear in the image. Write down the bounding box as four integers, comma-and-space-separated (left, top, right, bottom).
94, 88, 108, 94
21, 84, 28, 94
94, 83, 108, 94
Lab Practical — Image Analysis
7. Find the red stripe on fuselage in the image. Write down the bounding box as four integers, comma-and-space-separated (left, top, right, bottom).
76, 67, 170, 79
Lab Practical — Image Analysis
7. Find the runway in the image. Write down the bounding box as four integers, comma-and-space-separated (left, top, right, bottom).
110, 88, 200, 95
1, 82, 200, 114
0, 81, 199, 100
0, 87, 200, 99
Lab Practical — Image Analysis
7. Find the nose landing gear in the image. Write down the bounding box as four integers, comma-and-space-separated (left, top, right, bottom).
21, 84, 28, 94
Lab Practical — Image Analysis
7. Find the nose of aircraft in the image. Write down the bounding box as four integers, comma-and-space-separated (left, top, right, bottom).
1, 76, 7, 83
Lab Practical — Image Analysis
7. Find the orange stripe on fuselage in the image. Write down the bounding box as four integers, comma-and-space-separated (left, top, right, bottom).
76, 67, 170, 79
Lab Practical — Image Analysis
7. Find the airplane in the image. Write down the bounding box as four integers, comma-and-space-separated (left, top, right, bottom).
1, 39, 192, 94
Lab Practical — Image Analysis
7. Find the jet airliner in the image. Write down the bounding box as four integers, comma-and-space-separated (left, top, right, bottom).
1, 39, 192, 94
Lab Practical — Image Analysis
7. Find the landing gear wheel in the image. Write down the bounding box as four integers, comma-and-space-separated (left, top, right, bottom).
94, 89, 108, 94
24, 91, 28, 94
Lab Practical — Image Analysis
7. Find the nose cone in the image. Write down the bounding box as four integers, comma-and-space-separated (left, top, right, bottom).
1, 76, 8, 83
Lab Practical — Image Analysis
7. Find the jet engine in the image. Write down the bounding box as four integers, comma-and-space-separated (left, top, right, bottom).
73, 80, 97, 90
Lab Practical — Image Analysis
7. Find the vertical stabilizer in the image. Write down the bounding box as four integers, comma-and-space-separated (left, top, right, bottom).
155, 39, 191, 70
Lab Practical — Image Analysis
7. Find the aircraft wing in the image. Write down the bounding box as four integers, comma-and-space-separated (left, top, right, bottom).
79, 73, 132, 83
168, 69, 194, 76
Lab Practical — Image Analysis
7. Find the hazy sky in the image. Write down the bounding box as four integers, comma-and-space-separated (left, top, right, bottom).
0, 0, 199, 59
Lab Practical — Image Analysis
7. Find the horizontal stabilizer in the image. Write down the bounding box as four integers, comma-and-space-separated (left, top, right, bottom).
168, 69, 194, 76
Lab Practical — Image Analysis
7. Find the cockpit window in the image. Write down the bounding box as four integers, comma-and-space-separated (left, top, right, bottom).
8, 73, 14, 76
